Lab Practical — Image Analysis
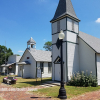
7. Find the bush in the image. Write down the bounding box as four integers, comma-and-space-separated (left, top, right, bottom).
67, 71, 98, 87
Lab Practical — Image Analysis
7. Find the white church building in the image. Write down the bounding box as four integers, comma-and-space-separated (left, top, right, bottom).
17, 37, 52, 78
51, 0, 100, 85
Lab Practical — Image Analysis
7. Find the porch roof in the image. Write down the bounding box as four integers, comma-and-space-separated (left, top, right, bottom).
17, 61, 31, 65
1, 62, 16, 67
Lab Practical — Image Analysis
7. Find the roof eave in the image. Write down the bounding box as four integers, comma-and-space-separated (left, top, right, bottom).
50, 14, 80, 23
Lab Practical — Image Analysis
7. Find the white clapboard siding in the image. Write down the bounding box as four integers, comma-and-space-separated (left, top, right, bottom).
67, 43, 80, 80
8, 55, 21, 63
2, 67, 6, 72
18, 66, 21, 77
42, 62, 51, 78
67, 31, 78, 43
19, 50, 36, 78
23, 65, 31, 78
97, 54, 100, 85
15, 64, 18, 75
79, 38, 96, 75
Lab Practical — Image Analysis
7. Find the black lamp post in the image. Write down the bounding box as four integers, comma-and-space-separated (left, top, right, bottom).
58, 30, 67, 99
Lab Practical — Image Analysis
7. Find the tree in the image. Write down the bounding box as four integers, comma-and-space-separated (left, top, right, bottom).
43, 41, 52, 51
0, 45, 13, 66
16, 54, 20, 56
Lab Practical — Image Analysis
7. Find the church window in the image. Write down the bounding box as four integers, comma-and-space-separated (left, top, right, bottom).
57, 20, 60, 32
72, 20, 74, 31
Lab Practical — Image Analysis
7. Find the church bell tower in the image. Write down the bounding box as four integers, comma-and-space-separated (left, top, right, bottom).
27, 37, 36, 49
51, 0, 80, 82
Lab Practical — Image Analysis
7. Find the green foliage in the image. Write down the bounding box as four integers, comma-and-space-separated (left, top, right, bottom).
0, 45, 13, 65
16, 54, 20, 56
67, 71, 98, 87
43, 41, 52, 51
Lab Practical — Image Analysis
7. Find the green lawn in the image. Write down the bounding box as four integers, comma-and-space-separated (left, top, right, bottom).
0, 75, 7, 83
33, 85, 100, 99
1, 75, 100, 99
0, 75, 52, 88
12, 77, 52, 88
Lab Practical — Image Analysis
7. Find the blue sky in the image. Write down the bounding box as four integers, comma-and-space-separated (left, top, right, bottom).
0, 0, 100, 56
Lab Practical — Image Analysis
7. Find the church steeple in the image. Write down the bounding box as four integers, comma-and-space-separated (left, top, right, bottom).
27, 37, 36, 49
50, 0, 80, 22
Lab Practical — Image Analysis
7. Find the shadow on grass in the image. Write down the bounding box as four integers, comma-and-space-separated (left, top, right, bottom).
18, 78, 52, 86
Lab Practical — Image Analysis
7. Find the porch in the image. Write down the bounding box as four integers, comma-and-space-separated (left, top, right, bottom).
1, 62, 16, 75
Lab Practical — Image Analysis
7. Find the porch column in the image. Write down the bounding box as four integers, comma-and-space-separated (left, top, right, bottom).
7, 67, 8, 75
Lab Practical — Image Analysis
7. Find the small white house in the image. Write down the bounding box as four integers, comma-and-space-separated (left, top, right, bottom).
51, 0, 100, 85
1, 55, 21, 75
17, 37, 52, 78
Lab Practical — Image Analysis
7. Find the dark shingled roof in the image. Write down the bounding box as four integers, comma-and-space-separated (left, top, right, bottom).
51, 0, 79, 22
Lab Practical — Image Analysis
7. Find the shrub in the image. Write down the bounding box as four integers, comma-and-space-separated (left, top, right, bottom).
67, 71, 98, 87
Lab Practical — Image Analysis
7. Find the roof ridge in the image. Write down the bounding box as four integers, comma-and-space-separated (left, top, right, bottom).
79, 31, 100, 40
29, 48, 51, 52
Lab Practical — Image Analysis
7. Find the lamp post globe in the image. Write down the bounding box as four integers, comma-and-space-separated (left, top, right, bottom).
59, 30, 65, 40
58, 30, 67, 99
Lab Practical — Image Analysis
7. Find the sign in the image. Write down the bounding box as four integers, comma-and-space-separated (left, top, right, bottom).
37, 68, 41, 78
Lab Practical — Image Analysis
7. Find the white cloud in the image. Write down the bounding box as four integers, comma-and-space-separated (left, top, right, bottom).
95, 18, 100, 23
18, 50, 24, 53
43, 39, 46, 41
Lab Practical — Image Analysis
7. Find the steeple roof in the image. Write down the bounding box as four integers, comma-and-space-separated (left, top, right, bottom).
27, 37, 36, 45
50, 0, 79, 22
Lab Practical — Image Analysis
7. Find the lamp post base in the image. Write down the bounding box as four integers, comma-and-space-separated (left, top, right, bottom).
58, 87, 67, 99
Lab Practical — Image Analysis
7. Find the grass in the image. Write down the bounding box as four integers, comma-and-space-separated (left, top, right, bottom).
0, 75, 7, 83
12, 77, 52, 88
33, 85, 100, 99
1, 75, 100, 99
0, 75, 52, 88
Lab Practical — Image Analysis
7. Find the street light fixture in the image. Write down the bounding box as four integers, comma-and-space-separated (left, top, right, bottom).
58, 30, 67, 99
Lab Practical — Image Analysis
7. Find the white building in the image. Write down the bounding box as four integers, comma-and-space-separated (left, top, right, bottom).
51, 0, 100, 85
17, 37, 52, 78
1, 55, 21, 75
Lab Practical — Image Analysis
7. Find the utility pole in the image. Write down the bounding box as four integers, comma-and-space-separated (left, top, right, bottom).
5, 41, 6, 65
5, 41, 6, 75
